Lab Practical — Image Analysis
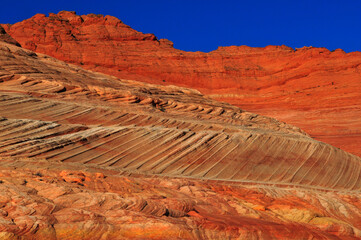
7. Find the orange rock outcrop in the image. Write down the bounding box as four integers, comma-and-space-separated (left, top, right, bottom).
0, 28, 361, 239
2, 11, 360, 156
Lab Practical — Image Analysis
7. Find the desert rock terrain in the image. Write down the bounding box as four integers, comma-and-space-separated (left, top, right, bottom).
3, 11, 360, 156
0, 13, 360, 239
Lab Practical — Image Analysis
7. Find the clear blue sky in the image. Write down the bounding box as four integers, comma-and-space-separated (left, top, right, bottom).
1, 0, 360, 53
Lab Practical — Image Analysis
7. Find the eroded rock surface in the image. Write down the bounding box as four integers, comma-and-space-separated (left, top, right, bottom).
0, 161, 360, 240
2, 11, 360, 156
0, 23, 360, 239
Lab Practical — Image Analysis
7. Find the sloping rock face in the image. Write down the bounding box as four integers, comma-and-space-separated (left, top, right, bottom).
0, 31, 360, 239
0, 26, 20, 47
2, 11, 361, 156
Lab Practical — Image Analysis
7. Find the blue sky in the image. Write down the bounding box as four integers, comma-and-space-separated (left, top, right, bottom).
1, 0, 360, 53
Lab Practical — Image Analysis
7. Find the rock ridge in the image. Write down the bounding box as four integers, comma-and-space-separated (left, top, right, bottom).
2, 11, 360, 156
0, 13, 361, 239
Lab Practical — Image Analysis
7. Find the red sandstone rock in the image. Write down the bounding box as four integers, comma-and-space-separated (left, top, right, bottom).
0, 26, 20, 47
0, 16, 361, 240
0, 160, 360, 240
2, 11, 360, 156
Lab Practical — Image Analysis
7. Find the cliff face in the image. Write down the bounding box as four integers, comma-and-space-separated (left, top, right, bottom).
2, 11, 361, 156
0, 25, 20, 46
0, 30, 360, 239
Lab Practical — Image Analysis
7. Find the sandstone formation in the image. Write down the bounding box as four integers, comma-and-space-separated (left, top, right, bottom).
0, 162, 360, 240
0, 26, 19, 47
2, 11, 360, 156
0, 28, 360, 239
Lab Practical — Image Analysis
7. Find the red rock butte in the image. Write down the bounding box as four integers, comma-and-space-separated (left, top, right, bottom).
0, 12, 360, 239
2, 10, 360, 157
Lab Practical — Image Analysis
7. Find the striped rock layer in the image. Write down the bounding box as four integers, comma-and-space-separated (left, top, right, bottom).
2, 11, 361, 156
0, 30, 360, 239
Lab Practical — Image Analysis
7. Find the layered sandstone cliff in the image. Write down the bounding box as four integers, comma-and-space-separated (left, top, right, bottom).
2, 11, 360, 156
0, 27, 360, 239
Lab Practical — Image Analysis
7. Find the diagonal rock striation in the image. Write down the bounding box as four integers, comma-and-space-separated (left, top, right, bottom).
2, 11, 360, 156
0, 18, 360, 239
